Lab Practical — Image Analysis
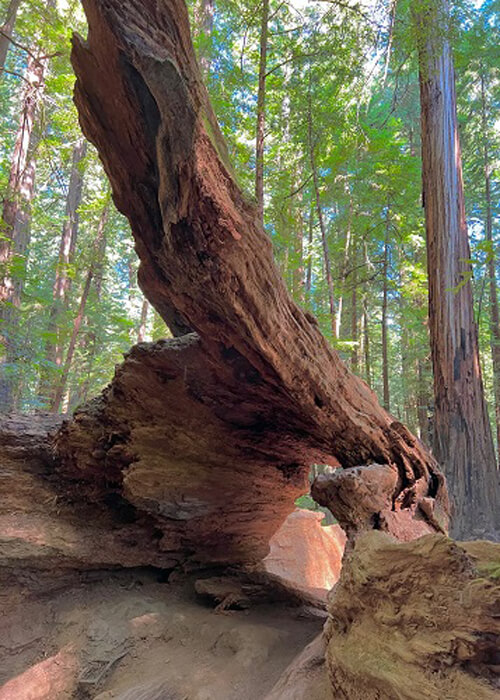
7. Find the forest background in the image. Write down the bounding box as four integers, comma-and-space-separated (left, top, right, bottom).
0, 0, 498, 456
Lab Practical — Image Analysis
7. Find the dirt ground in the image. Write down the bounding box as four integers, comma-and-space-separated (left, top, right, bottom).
0, 568, 324, 700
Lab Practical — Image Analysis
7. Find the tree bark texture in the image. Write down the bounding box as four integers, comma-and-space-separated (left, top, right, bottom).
416, 0, 500, 538
66, 0, 449, 563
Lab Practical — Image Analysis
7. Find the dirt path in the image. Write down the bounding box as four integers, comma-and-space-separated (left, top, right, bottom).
0, 568, 324, 699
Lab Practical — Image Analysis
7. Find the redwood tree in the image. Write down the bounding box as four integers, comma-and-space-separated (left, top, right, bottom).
415, 0, 500, 537
66, 0, 450, 552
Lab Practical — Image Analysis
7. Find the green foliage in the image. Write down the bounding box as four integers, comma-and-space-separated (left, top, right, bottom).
0, 0, 498, 443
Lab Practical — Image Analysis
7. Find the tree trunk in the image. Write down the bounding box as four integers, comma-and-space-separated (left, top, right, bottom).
415, 0, 500, 537
67, 0, 449, 561
417, 357, 430, 445
350, 237, 358, 373
305, 204, 313, 296
381, 216, 390, 411
0, 50, 47, 410
40, 139, 87, 405
307, 90, 337, 341
336, 193, 352, 339
0, 0, 21, 76
362, 242, 372, 388
481, 71, 500, 468
255, 0, 269, 224
51, 203, 109, 414
137, 299, 149, 342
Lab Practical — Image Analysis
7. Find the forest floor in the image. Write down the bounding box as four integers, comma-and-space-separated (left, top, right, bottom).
0, 567, 326, 700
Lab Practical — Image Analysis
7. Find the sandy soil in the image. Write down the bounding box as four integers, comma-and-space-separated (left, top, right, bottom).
0, 568, 324, 700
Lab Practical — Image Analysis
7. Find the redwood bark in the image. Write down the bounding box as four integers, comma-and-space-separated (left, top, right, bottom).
0, 0, 21, 76
67, 0, 448, 556
416, 0, 500, 537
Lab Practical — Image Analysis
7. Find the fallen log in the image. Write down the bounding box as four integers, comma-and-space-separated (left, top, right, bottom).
62, 0, 448, 566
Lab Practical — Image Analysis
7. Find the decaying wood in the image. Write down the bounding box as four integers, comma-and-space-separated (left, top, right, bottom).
324, 531, 500, 699
65, 0, 449, 561
55, 336, 310, 565
0, 414, 178, 596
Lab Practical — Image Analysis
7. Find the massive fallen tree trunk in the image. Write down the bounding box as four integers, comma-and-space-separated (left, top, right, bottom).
63, 0, 448, 564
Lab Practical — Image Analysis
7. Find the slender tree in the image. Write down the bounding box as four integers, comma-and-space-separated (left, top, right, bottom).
0, 0, 21, 76
51, 201, 110, 414
255, 0, 269, 223
381, 212, 390, 411
0, 50, 48, 409
40, 139, 87, 404
307, 84, 337, 340
480, 70, 500, 467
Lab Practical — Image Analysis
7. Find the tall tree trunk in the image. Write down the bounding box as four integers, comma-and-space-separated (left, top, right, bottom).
305, 204, 313, 296
255, 0, 269, 224
307, 89, 337, 340
0, 50, 47, 410
350, 236, 358, 372
0, 0, 21, 76
40, 139, 87, 404
362, 298, 371, 388
138, 299, 149, 342
415, 0, 500, 537
291, 205, 304, 304
381, 216, 390, 411
417, 357, 430, 445
481, 71, 500, 467
51, 203, 109, 414
336, 193, 352, 339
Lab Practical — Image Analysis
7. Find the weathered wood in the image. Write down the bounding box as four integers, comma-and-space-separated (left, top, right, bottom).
66, 0, 448, 561
324, 532, 500, 699
415, 0, 500, 538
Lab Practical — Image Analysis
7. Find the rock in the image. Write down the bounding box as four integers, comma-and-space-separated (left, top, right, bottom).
263, 508, 345, 600
0, 644, 79, 700
324, 531, 500, 699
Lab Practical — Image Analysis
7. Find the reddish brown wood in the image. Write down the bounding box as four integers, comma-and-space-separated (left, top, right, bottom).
416, 0, 500, 537
65, 0, 449, 560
